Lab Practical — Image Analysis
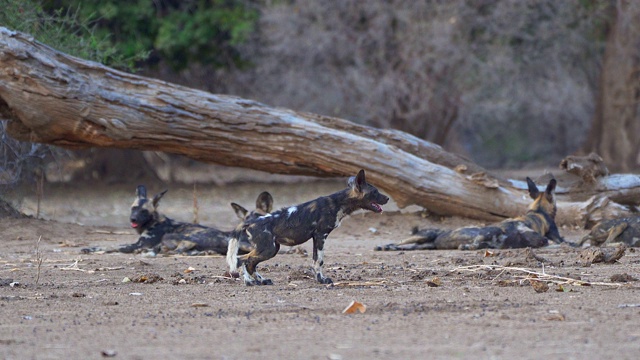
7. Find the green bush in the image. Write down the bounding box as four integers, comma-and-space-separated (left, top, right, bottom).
0, 0, 147, 198
44, 0, 259, 70
0, 0, 147, 70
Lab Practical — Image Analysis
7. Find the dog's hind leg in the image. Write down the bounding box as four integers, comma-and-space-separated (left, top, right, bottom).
604, 222, 628, 245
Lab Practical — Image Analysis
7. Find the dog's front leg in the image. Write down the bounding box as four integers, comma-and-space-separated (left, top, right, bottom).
312, 234, 332, 284
118, 236, 154, 253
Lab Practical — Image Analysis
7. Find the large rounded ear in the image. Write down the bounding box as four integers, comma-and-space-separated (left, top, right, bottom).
256, 191, 274, 213
347, 176, 356, 189
231, 203, 248, 220
545, 178, 557, 201
354, 169, 366, 191
136, 185, 147, 199
152, 189, 168, 208
526, 177, 540, 200
347, 170, 367, 191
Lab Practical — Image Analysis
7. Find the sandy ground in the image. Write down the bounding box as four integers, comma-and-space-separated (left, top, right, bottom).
1, 180, 640, 359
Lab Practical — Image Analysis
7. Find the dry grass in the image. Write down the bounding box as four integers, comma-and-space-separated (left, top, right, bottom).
453, 264, 628, 287
34, 236, 43, 286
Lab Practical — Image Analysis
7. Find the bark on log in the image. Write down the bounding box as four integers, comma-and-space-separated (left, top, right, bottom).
0, 27, 636, 227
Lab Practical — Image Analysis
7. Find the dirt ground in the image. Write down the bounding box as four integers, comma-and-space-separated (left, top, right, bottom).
1, 179, 640, 359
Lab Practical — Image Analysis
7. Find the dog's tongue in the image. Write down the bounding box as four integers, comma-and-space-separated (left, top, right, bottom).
371, 203, 383, 213
130, 222, 138, 228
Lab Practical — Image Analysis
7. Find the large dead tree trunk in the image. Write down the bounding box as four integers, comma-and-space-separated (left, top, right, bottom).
0, 27, 636, 227
583, 2, 640, 172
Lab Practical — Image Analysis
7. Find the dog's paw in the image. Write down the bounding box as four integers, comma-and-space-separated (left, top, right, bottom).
80, 247, 102, 254
316, 275, 333, 284
244, 279, 257, 286
260, 278, 273, 285
224, 271, 240, 279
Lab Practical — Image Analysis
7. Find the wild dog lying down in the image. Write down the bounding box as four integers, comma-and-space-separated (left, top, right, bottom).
579, 216, 640, 247
158, 191, 274, 255
375, 177, 566, 251
227, 169, 389, 285
81, 186, 272, 255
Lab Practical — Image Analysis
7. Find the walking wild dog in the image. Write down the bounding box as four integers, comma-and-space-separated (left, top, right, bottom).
227, 169, 389, 286
579, 216, 640, 247
81, 186, 272, 255
376, 177, 567, 251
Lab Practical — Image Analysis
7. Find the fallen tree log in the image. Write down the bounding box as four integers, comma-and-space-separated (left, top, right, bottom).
0, 27, 636, 226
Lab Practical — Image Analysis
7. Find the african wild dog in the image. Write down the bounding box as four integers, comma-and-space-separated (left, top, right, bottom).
158, 191, 274, 255
81, 186, 272, 255
579, 216, 640, 247
227, 169, 389, 286
376, 177, 567, 251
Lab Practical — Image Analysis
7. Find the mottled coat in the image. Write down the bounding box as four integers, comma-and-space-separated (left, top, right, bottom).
376, 178, 565, 251
227, 169, 389, 286
82, 186, 270, 255
580, 216, 640, 247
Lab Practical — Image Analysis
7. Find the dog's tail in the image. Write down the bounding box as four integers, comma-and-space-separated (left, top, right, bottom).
226, 235, 241, 274
374, 227, 445, 251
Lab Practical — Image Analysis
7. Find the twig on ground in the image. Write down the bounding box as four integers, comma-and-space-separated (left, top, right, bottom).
60, 259, 93, 273
453, 264, 625, 287
331, 280, 391, 287
87, 230, 132, 235
35, 236, 43, 286
94, 267, 125, 271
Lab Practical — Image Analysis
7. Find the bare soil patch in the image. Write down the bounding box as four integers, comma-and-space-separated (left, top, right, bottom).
1, 181, 640, 359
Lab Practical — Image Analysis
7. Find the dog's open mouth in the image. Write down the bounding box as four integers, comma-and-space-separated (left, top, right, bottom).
130, 222, 139, 228
371, 202, 383, 213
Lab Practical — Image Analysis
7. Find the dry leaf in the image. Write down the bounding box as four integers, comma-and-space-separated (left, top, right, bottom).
342, 300, 366, 314
545, 313, 566, 321
131, 273, 163, 283
426, 277, 442, 287
484, 250, 495, 257
530, 280, 549, 293
184, 266, 196, 273
555, 284, 573, 292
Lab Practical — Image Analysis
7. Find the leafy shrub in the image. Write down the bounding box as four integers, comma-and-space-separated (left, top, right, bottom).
46, 0, 259, 70
0, 0, 147, 201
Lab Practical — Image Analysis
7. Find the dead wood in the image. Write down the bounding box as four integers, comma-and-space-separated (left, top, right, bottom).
0, 27, 638, 226
578, 245, 627, 266
560, 153, 609, 183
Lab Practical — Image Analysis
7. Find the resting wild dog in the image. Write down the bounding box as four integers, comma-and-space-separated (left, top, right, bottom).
227, 169, 389, 286
158, 191, 274, 255
579, 216, 640, 247
81, 186, 272, 255
375, 177, 566, 251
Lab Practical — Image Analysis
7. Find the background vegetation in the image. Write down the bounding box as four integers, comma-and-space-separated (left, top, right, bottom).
0, 0, 147, 193
2, 0, 639, 194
